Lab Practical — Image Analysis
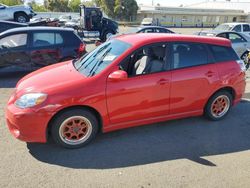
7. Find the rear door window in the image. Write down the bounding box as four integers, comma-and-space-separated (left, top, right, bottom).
209, 45, 239, 62
243, 24, 250, 32
0, 33, 27, 49
171, 42, 208, 69
232, 25, 241, 32
32, 32, 63, 47
228, 33, 246, 43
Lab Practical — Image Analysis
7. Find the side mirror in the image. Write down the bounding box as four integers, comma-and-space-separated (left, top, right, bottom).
108, 70, 128, 81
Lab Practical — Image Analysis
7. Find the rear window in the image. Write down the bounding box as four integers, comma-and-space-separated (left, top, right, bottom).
171, 42, 208, 69
32, 32, 63, 47
209, 45, 239, 62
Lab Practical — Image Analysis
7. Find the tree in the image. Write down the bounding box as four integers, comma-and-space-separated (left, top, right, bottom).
47, 0, 70, 12
1, 0, 24, 6
27, 0, 48, 12
114, 0, 138, 21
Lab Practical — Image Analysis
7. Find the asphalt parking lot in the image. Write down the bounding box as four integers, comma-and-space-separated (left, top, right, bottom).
1, 27, 250, 188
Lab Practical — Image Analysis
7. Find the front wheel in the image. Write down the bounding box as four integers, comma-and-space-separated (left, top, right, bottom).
204, 91, 233, 121
51, 109, 99, 148
14, 13, 30, 23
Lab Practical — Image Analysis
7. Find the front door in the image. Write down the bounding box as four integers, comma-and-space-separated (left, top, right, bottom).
106, 43, 171, 124
0, 33, 30, 73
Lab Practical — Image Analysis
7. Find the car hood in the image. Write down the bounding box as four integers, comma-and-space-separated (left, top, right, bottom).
9, 5, 30, 10
16, 61, 86, 95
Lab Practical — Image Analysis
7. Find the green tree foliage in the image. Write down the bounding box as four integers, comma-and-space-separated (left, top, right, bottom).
97, 0, 138, 21
47, 0, 70, 12
28, 0, 48, 12
69, 0, 95, 12
0, 0, 24, 6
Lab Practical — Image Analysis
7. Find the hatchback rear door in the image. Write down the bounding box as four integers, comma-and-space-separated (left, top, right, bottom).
29, 31, 64, 70
169, 42, 219, 114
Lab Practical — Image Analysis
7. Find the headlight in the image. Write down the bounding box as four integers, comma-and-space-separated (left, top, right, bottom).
15, 93, 47, 109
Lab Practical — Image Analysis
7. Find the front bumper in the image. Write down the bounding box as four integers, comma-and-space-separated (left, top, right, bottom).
5, 104, 52, 143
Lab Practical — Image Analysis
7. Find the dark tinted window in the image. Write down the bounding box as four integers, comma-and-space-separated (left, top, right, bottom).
209, 45, 239, 62
171, 43, 208, 69
32, 32, 63, 47
65, 31, 81, 45
232, 25, 241, 32
243, 24, 250, 32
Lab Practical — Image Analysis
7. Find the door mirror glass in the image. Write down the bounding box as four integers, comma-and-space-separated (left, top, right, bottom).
108, 70, 128, 81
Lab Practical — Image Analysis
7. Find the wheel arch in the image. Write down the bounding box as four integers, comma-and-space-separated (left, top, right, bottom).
205, 86, 236, 110
14, 11, 29, 17
46, 105, 103, 141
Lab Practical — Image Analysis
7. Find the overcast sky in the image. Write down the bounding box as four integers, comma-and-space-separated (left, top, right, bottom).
136, 0, 250, 6
27, 0, 250, 7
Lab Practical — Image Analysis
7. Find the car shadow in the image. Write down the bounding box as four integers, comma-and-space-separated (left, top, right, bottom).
27, 99, 250, 169
0, 72, 28, 88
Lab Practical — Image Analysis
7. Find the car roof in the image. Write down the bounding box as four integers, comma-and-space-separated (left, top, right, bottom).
222, 22, 249, 25
0, 20, 28, 26
115, 33, 231, 47
139, 26, 169, 29
0, 26, 74, 36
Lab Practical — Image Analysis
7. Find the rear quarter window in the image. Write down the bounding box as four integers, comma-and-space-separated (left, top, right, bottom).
64, 31, 82, 45
209, 45, 239, 62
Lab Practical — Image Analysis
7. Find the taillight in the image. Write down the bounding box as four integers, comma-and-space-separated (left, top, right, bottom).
237, 60, 246, 72
78, 43, 86, 53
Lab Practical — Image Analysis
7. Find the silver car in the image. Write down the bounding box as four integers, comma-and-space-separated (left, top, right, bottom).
216, 31, 250, 68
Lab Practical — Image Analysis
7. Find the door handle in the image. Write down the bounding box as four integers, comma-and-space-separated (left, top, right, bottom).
205, 71, 215, 77
157, 79, 169, 85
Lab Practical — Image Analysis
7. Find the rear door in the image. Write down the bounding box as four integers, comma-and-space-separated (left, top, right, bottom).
169, 42, 219, 114
0, 32, 30, 72
242, 24, 250, 36
29, 31, 64, 70
228, 32, 248, 57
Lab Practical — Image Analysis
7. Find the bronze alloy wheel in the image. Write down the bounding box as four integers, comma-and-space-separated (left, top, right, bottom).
210, 95, 230, 118
59, 116, 92, 145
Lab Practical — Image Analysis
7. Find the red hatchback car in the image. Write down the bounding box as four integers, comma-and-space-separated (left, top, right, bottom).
5, 34, 246, 148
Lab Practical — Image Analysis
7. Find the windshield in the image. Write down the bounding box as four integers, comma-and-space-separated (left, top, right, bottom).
74, 39, 131, 77
214, 24, 233, 31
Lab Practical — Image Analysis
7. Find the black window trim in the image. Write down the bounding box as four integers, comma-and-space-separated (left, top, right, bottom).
169, 41, 211, 71
118, 42, 171, 78
30, 30, 64, 48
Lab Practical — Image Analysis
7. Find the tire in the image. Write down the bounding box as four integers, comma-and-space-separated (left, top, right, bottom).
241, 51, 250, 70
204, 91, 233, 121
101, 30, 114, 42
14, 13, 30, 23
51, 109, 99, 149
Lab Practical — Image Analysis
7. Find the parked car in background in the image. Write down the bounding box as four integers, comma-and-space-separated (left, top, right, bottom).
197, 23, 250, 37
136, 26, 174, 34
0, 27, 86, 73
65, 17, 80, 30
0, 3, 36, 23
0, 20, 27, 33
141, 17, 158, 26
5, 34, 246, 148
58, 15, 72, 26
216, 31, 250, 69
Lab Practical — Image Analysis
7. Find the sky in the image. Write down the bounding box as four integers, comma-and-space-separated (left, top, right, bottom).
27, 0, 250, 7
136, 0, 250, 6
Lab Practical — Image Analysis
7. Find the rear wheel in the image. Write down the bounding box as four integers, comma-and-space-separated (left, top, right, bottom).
51, 109, 98, 148
204, 91, 233, 121
101, 30, 114, 42
241, 51, 250, 70
14, 13, 29, 23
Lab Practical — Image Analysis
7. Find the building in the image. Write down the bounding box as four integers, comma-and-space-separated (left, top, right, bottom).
137, 1, 250, 27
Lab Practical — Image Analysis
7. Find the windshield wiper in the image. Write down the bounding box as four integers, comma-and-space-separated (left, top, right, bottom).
89, 48, 112, 77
